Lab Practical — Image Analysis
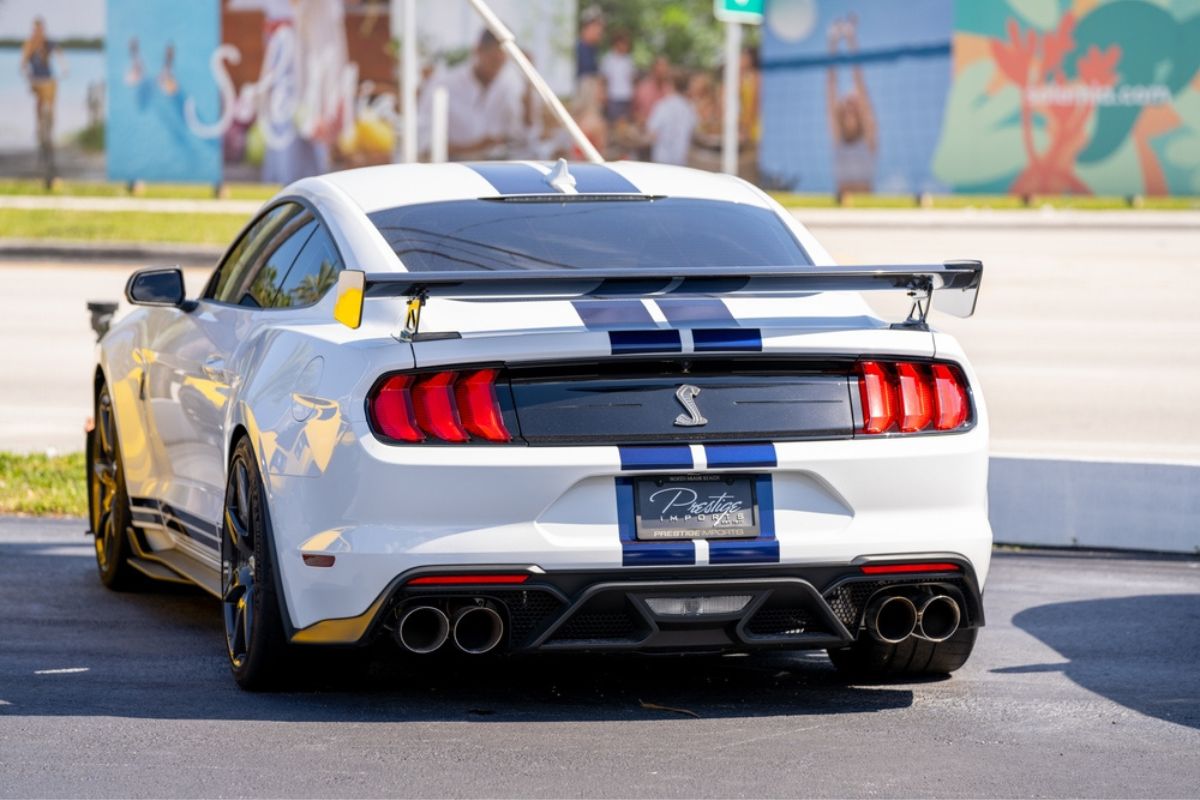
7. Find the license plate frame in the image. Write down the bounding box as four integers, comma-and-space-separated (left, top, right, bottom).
633, 474, 760, 541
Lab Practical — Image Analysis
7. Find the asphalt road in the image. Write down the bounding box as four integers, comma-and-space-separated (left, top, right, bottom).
3, 211, 1198, 461
1, 516, 1197, 799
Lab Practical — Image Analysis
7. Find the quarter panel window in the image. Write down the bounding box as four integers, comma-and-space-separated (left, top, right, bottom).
211, 203, 302, 303
243, 220, 317, 308
275, 226, 344, 307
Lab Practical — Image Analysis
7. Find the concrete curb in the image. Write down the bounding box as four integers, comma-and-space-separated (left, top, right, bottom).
0, 240, 223, 266
0, 196, 263, 214
990, 456, 1200, 555
794, 208, 1200, 230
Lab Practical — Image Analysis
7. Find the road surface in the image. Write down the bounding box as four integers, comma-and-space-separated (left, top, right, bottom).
1, 210, 1197, 460
0, 516, 1196, 798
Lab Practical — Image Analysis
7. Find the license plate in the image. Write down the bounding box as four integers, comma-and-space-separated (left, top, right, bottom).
633, 474, 759, 541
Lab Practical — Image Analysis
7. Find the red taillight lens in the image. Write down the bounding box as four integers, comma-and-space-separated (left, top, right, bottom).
369, 374, 424, 442
858, 361, 897, 434
370, 368, 512, 444
857, 360, 970, 435
411, 371, 469, 442
895, 363, 934, 433
455, 369, 512, 442
931, 364, 969, 430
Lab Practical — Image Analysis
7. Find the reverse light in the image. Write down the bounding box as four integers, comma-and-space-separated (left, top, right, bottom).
856, 360, 971, 435
369, 368, 512, 444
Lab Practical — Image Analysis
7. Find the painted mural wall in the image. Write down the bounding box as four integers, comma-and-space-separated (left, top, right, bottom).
760, 0, 1200, 196
934, 0, 1200, 195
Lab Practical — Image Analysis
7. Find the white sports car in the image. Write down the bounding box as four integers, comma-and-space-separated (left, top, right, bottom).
90, 160, 989, 689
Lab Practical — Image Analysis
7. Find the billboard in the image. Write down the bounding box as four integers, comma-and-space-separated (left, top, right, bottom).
759, 0, 954, 195
107, 0, 222, 184
934, 0, 1200, 196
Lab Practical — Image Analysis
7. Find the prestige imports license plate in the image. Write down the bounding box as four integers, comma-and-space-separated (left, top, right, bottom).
633, 474, 760, 541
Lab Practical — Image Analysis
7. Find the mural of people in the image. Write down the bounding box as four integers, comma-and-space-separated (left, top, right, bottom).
20, 17, 68, 185
825, 14, 877, 196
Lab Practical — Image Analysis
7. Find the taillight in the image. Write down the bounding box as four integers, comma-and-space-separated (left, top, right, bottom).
369, 374, 423, 442
895, 363, 934, 432
369, 369, 512, 444
855, 361, 970, 435
412, 371, 468, 442
454, 369, 512, 442
930, 364, 969, 430
858, 361, 897, 434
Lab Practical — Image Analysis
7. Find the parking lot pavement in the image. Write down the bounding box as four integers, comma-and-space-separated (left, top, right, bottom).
0, 516, 1197, 799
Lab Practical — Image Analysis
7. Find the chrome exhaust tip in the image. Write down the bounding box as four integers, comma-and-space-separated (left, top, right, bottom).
452, 604, 505, 655
396, 605, 450, 654
867, 594, 919, 644
917, 595, 962, 643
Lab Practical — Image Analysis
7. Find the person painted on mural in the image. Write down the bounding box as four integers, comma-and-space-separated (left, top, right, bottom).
20, 16, 68, 185
826, 14, 877, 196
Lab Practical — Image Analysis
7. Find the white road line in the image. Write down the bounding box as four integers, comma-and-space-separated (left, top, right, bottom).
34, 667, 89, 675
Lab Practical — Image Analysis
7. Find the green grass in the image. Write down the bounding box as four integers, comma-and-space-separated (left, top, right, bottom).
0, 208, 248, 245
768, 191, 1200, 210
0, 451, 87, 517
0, 179, 279, 201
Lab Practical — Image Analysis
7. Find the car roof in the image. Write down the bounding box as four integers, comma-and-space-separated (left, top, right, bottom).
282, 161, 773, 215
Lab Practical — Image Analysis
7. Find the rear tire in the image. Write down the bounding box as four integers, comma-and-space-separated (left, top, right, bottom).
827, 627, 977, 680
222, 438, 292, 691
88, 383, 141, 590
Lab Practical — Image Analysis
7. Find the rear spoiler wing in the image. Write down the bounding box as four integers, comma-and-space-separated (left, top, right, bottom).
331, 260, 983, 338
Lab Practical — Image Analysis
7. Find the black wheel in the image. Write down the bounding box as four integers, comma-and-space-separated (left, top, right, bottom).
827, 627, 977, 680
222, 437, 291, 690
88, 383, 140, 590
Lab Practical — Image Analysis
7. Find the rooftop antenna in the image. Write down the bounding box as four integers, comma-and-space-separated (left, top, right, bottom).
465, 0, 604, 164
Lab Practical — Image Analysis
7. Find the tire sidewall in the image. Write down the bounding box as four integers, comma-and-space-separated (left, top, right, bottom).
226, 438, 289, 689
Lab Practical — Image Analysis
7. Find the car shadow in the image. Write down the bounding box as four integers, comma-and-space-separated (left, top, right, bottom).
996, 593, 1200, 731
0, 543, 915, 722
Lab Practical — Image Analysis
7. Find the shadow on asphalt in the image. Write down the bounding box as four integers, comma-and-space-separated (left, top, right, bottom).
0, 544, 918, 722
998, 594, 1200, 731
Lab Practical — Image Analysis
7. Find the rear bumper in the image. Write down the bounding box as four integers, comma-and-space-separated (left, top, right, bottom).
290, 557, 984, 650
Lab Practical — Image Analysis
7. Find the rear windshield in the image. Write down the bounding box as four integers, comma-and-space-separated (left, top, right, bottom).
367, 198, 811, 272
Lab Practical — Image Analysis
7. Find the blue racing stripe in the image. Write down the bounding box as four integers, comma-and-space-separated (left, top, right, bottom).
653, 298, 736, 326
704, 442, 777, 469
572, 299, 655, 329
616, 477, 695, 566
568, 163, 641, 193
693, 328, 763, 352
609, 329, 681, 354
465, 162, 549, 194
710, 474, 778, 564
618, 445, 694, 471
708, 539, 781, 564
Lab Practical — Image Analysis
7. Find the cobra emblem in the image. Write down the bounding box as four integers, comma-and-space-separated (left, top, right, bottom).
673, 384, 708, 427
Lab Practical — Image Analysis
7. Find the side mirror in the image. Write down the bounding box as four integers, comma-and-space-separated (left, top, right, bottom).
125, 267, 186, 307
